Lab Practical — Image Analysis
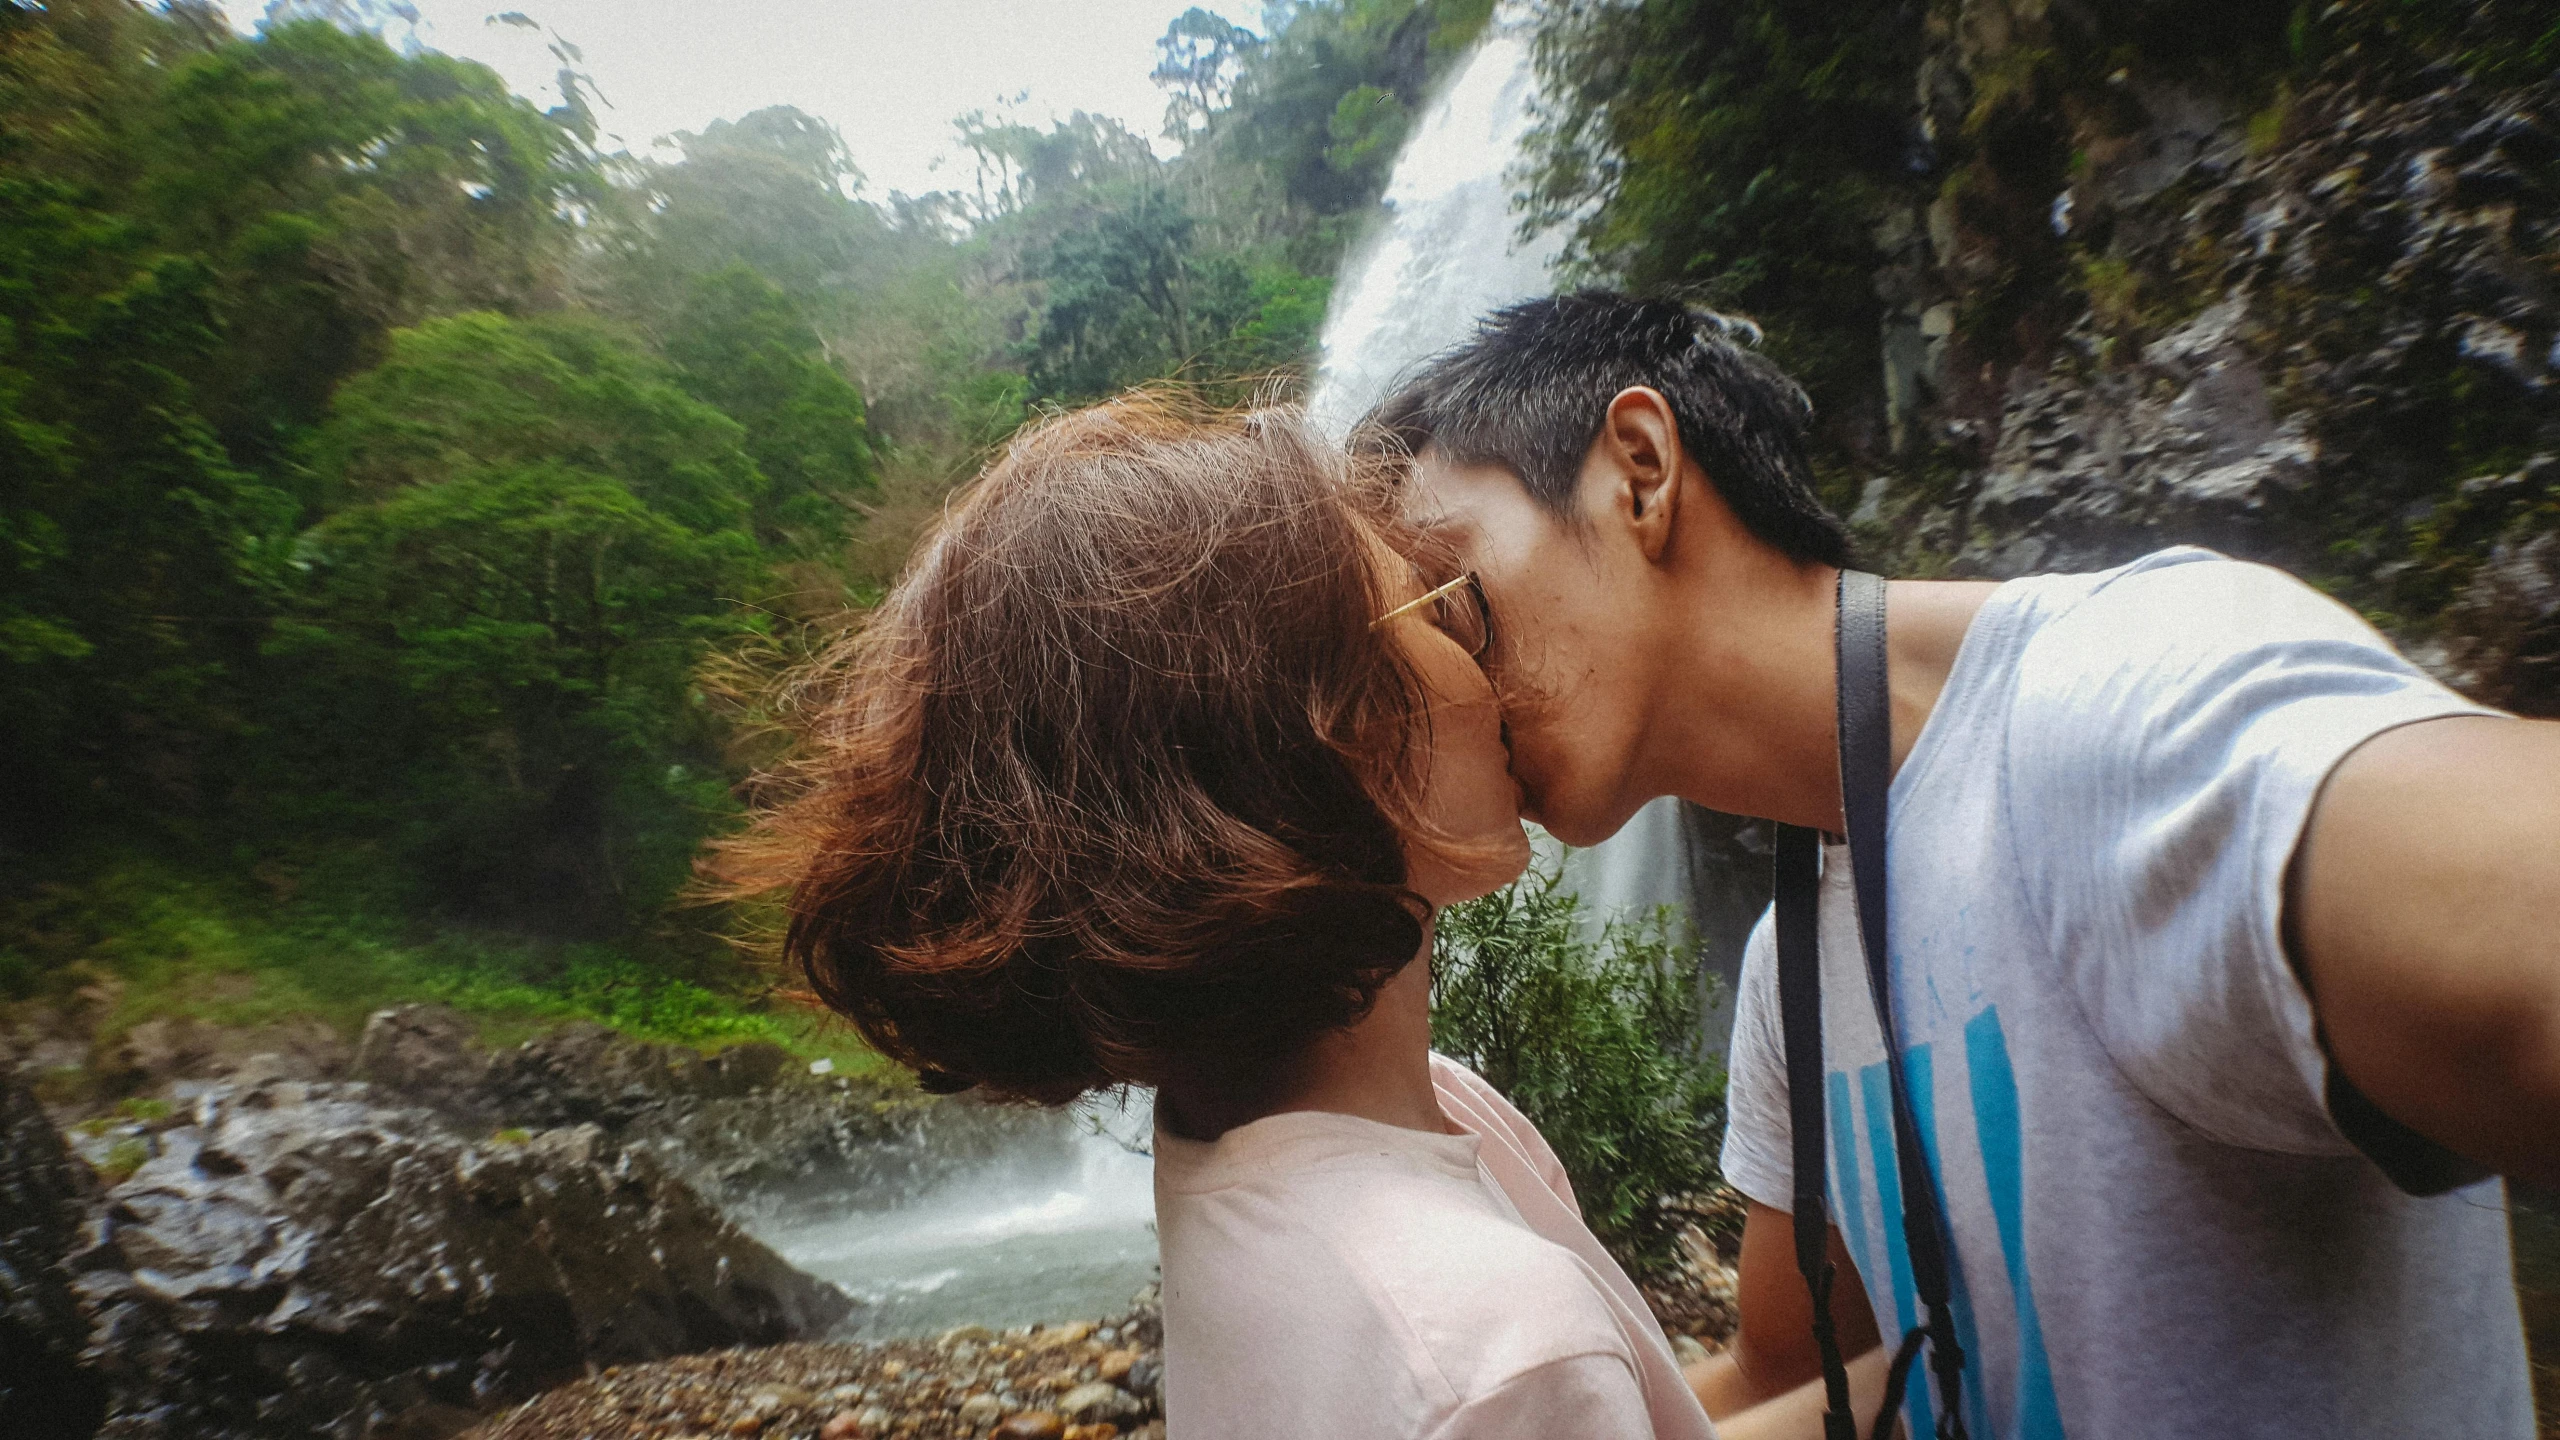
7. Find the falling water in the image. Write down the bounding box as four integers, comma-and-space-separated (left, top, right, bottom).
753, 1100, 1160, 1339
1308, 14, 1563, 438
1309, 11, 1743, 1038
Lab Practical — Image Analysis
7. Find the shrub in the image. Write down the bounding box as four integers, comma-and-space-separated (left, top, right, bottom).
1430, 857, 1726, 1282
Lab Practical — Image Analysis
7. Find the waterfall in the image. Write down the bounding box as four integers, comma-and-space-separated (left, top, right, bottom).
1308, 11, 1758, 1052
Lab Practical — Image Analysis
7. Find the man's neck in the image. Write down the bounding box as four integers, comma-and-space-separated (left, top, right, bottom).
1157, 941, 1450, 1143
1632, 559, 2002, 833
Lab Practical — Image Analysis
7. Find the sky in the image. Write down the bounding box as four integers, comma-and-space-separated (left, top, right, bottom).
212, 0, 1261, 197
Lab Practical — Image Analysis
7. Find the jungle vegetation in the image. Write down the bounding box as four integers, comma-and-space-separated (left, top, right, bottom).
0, 0, 1495, 1048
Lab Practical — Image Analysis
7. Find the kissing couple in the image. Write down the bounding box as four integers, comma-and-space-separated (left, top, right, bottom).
723, 292, 2555, 1440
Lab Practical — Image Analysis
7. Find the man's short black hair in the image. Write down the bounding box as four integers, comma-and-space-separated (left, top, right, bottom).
1359, 290, 1851, 567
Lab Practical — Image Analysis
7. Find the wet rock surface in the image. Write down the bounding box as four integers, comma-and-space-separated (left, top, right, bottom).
70, 1075, 851, 1440
1, 1073, 111, 1435
351, 1006, 1070, 1225
4, 1003, 1119, 1439
460, 1307, 1166, 1440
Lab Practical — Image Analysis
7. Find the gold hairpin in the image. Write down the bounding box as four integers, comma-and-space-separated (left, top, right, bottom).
1370, 572, 1474, 631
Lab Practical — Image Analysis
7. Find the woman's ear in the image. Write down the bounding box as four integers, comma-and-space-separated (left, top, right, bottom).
1602, 386, 1684, 563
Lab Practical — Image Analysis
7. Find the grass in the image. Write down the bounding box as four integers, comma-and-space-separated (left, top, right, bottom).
0, 855, 896, 1086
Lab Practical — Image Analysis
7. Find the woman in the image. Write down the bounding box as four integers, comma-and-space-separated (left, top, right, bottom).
721, 396, 1866, 1439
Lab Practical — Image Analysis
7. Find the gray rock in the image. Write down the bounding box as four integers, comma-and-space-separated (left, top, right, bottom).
0, 1073, 110, 1437
1959, 297, 2317, 577
75, 1082, 853, 1440
348, 1005, 490, 1121
2448, 527, 2560, 715
1058, 1380, 1145, 1425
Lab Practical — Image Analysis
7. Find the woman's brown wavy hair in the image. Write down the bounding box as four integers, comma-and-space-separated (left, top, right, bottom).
709, 393, 1455, 1105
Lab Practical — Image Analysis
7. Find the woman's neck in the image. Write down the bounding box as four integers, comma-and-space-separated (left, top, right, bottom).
1158, 934, 1451, 1142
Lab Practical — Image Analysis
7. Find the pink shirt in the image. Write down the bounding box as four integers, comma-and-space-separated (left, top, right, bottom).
1154, 1054, 1719, 1440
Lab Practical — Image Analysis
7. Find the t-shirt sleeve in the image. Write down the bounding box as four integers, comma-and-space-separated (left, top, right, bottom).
1422, 1353, 1666, 1440
2007, 555, 2501, 1154
1716, 909, 1793, 1211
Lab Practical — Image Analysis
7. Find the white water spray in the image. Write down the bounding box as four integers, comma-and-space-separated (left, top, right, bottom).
1309, 12, 1728, 1005
1308, 16, 1564, 436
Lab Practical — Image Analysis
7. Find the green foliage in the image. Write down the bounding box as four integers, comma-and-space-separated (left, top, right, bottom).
1525, 0, 1922, 424
1431, 859, 1726, 1282
275, 311, 771, 931
0, 0, 1491, 1045
141, 18, 598, 461
99, 1136, 149, 1183
623, 106, 881, 307
663, 264, 877, 550
0, 855, 891, 1073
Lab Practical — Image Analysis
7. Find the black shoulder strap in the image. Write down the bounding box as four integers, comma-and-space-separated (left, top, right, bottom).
1775, 821, 1854, 1440
1776, 569, 1968, 1440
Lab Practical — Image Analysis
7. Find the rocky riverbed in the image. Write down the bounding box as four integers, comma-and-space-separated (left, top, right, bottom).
0, 1005, 1146, 1439
0, 1003, 1743, 1439
462, 1311, 1167, 1440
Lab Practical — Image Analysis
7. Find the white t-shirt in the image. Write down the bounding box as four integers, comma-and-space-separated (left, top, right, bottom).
1721, 548, 2532, 1439
1156, 1053, 1718, 1440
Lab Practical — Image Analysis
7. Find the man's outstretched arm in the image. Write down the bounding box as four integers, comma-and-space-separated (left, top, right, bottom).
2290, 713, 2560, 1189
1687, 1201, 1883, 1417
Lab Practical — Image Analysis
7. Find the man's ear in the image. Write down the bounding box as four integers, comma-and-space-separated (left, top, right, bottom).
1600, 386, 1683, 563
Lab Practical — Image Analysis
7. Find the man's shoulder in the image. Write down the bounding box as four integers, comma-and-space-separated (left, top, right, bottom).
1990, 547, 2423, 742
2013, 547, 2388, 671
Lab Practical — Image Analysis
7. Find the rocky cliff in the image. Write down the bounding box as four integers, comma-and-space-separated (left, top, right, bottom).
1860, 0, 2557, 712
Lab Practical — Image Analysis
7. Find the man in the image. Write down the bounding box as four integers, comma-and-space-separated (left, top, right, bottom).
1364, 291, 2558, 1438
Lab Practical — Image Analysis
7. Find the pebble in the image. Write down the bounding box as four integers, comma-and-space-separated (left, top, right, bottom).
454, 1313, 1169, 1440
1058, 1382, 1143, 1425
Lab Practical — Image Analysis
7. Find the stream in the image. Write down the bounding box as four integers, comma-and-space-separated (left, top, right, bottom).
751, 1105, 1160, 1339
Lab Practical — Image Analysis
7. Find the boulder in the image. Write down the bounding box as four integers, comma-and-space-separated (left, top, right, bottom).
349, 1005, 492, 1123
76, 1079, 854, 1440
104, 1016, 353, 1096
0, 1073, 110, 1437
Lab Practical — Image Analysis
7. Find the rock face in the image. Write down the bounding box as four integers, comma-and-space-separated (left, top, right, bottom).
350, 1006, 1065, 1224
1862, 2, 2560, 714
2446, 500, 2560, 714
26, 1067, 853, 1440
1, 1074, 111, 1436
1958, 298, 2319, 576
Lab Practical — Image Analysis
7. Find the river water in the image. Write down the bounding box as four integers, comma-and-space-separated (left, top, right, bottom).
755, 1104, 1160, 1339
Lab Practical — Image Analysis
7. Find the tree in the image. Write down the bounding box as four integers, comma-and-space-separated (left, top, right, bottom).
629, 107, 879, 304
662, 264, 877, 553
1521, 0, 1928, 447
279, 312, 770, 932
1152, 7, 1259, 138
139, 19, 599, 467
